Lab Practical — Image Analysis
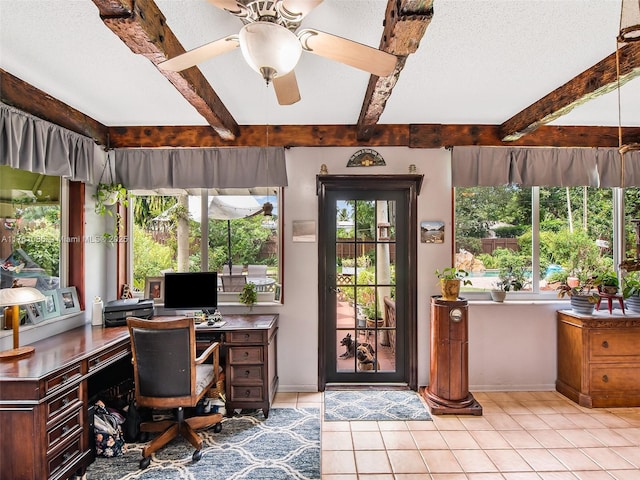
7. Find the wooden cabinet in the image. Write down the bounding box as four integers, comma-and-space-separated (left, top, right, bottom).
0, 326, 131, 480
556, 310, 640, 408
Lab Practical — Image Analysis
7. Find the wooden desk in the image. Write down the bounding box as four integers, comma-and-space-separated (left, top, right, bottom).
0, 314, 278, 480
557, 310, 640, 408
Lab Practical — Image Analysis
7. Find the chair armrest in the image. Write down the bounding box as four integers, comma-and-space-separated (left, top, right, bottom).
196, 341, 219, 365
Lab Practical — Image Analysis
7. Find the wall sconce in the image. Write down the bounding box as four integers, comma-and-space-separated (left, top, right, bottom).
377, 222, 391, 241
0, 286, 46, 360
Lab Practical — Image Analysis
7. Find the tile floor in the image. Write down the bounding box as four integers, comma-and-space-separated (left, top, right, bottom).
272, 390, 640, 479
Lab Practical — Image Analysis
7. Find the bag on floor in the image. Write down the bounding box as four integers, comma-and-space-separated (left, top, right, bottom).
93, 400, 126, 457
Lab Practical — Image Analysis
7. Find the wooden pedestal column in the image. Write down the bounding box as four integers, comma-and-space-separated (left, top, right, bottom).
423, 297, 482, 415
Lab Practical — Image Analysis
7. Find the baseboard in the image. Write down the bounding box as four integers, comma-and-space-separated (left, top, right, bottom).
469, 384, 556, 392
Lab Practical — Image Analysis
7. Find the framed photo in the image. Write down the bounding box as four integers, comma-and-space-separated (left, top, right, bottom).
274, 283, 282, 302
25, 301, 45, 324
42, 290, 61, 320
145, 276, 165, 304
58, 286, 81, 315
420, 221, 445, 244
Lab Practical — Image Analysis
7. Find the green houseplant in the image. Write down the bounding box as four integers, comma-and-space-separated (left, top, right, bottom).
622, 271, 640, 313
491, 266, 526, 302
93, 182, 128, 241
239, 282, 257, 309
556, 275, 600, 314
435, 267, 472, 301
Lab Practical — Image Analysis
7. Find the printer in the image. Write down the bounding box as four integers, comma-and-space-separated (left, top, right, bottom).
103, 298, 154, 327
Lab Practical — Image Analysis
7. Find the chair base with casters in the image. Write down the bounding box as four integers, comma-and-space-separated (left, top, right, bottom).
127, 316, 224, 470
138, 406, 223, 469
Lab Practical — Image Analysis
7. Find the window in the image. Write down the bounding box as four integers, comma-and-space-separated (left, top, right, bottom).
455, 185, 615, 297
130, 189, 281, 302
0, 166, 61, 292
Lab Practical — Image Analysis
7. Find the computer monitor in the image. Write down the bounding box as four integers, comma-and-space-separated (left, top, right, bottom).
163, 272, 218, 315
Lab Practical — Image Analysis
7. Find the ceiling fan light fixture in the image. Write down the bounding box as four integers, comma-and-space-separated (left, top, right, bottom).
239, 22, 302, 83
618, 0, 640, 42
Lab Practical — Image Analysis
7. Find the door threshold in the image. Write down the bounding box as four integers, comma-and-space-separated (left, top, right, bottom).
325, 383, 410, 391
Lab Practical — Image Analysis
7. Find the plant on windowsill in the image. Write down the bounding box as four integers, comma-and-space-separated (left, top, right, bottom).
93, 182, 128, 241
594, 269, 619, 295
490, 266, 526, 302
556, 275, 600, 314
239, 282, 257, 309
435, 267, 472, 301
622, 271, 640, 313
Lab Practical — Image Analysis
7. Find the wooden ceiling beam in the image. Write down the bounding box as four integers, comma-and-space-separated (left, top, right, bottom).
500, 42, 640, 142
108, 123, 640, 149
91, 0, 240, 141
0, 69, 109, 146
356, 0, 433, 141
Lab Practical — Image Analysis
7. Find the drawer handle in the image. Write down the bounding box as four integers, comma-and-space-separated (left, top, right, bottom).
63, 452, 73, 462
62, 374, 68, 382
602, 341, 609, 348
244, 351, 249, 358
602, 374, 609, 383
245, 370, 251, 377
245, 389, 251, 397
93, 357, 101, 365
244, 333, 250, 340
62, 397, 70, 406
62, 425, 70, 434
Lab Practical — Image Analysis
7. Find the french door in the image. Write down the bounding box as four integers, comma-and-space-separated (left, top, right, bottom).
317, 175, 422, 390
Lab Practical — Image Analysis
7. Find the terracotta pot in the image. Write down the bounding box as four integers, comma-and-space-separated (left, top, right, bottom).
440, 279, 460, 301
566, 276, 580, 288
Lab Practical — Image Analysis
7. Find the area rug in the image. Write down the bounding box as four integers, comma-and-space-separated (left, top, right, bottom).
86, 408, 321, 480
324, 389, 432, 421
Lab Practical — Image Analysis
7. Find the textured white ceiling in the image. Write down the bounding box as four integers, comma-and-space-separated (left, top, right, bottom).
0, 0, 637, 128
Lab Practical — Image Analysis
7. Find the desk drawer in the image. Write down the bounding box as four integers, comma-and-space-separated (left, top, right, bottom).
230, 385, 264, 402
226, 330, 266, 345
590, 331, 640, 360
44, 364, 82, 397
230, 365, 263, 384
88, 343, 131, 373
46, 384, 83, 427
228, 346, 263, 364
47, 434, 82, 479
589, 364, 640, 393
47, 408, 83, 453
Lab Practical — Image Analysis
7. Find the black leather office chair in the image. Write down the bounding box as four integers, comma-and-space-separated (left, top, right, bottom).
221, 274, 247, 292
127, 316, 223, 469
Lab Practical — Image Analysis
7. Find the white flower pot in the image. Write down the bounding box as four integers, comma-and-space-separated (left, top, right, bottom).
490, 290, 507, 302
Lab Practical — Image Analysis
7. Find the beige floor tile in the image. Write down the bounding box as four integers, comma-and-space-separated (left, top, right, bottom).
469, 430, 513, 449
377, 420, 409, 431
430, 474, 470, 480
395, 474, 438, 480
431, 415, 468, 431
387, 449, 429, 474
517, 449, 568, 472
500, 430, 544, 449
354, 450, 392, 474
571, 471, 623, 479
467, 474, 507, 480
560, 414, 608, 429
501, 403, 535, 415
452, 449, 499, 473
526, 402, 562, 415
485, 413, 527, 431
501, 473, 543, 480
297, 391, 324, 403
549, 448, 602, 471
323, 431, 354, 451
537, 472, 580, 480
588, 413, 637, 429
537, 414, 581, 430
323, 421, 351, 432
609, 470, 640, 480
357, 475, 395, 480
528, 430, 576, 449
422, 449, 465, 473
478, 401, 506, 414
322, 450, 357, 475
380, 430, 417, 449
350, 421, 380, 432
459, 416, 495, 431
485, 449, 533, 472
610, 446, 640, 468
412, 430, 450, 449
513, 414, 553, 430
352, 430, 385, 450
612, 427, 640, 444
441, 430, 482, 449
556, 429, 605, 448
272, 400, 297, 408
406, 419, 438, 431
320, 475, 358, 480
583, 429, 634, 447
580, 447, 636, 470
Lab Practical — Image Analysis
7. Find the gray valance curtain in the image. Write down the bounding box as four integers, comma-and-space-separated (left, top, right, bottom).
113, 147, 288, 190
452, 146, 640, 187
0, 103, 95, 182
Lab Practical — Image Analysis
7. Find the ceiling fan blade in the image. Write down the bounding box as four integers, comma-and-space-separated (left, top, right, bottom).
298, 29, 397, 77
273, 70, 301, 105
205, 0, 244, 14
158, 35, 239, 72
280, 0, 323, 20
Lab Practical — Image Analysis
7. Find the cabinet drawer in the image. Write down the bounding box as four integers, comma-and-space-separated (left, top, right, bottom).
589, 364, 640, 393
590, 331, 640, 359
228, 346, 263, 364
47, 408, 83, 453
47, 434, 82, 479
230, 365, 263, 384
226, 330, 266, 345
230, 385, 264, 402
44, 364, 82, 397
46, 385, 83, 427
88, 343, 131, 373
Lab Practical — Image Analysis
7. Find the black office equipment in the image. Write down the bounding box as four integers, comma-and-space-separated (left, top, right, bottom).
103, 298, 154, 327
163, 272, 218, 315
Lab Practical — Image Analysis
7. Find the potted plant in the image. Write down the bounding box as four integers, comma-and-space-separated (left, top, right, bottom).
556, 275, 600, 315
622, 271, 640, 313
594, 269, 619, 295
491, 266, 525, 302
239, 282, 257, 309
93, 182, 128, 240
435, 267, 472, 301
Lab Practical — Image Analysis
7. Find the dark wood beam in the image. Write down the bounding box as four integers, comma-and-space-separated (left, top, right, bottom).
91, 0, 240, 141
356, 0, 433, 141
108, 123, 640, 149
0, 69, 109, 146
500, 42, 640, 142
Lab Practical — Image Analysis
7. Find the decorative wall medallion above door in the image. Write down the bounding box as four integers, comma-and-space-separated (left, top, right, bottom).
347, 149, 386, 167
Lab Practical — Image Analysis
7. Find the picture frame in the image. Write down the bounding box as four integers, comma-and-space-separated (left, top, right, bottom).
42, 289, 61, 320
25, 301, 45, 324
420, 221, 445, 244
274, 283, 282, 302
145, 276, 165, 304
58, 286, 81, 315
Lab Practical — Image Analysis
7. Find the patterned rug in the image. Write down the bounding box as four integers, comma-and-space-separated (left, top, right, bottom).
324, 389, 432, 421
86, 408, 320, 480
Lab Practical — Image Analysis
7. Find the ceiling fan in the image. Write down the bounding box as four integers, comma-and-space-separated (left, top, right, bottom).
158, 0, 398, 105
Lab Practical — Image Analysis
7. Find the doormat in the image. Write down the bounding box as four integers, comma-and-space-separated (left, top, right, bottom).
86, 408, 320, 480
324, 390, 432, 421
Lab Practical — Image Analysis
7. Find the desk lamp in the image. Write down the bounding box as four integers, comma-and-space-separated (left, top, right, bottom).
0, 286, 46, 360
